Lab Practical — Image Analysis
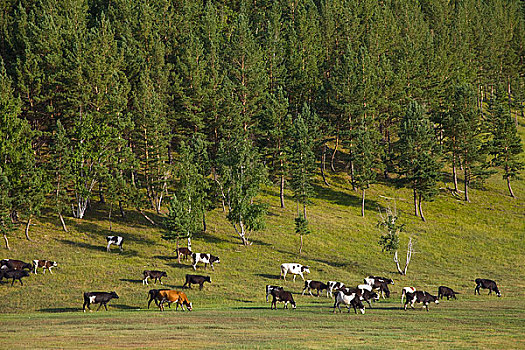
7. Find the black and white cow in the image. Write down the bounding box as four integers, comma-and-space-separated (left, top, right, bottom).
270, 289, 296, 309
265, 285, 284, 302
142, 270, 167, 285
33, 260, 58, 274
183, 274, 211, 290
302, 280, 328, 297
106, 236, 123, 252
280, 263, 310, 282
327, 281, 345, 298
475, 278, 501, 297
333, 290, 365, 314
83, 291, 119, 312
401, 287, 417, 304
438, 286, 459, 300
0, 269, 30, 286
0, 259, 32, 271
364, 276, 391, 298
192, 253, 220, 271
340, 285, 379, 308
404, 291, 439, 311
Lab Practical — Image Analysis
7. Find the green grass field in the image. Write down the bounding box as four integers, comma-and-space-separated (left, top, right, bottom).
0, 121, 524, 348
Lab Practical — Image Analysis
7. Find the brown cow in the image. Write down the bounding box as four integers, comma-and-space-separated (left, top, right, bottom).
157, 290, 192, 311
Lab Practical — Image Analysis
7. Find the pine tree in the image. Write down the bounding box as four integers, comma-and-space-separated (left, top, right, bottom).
486, 97, 523, 198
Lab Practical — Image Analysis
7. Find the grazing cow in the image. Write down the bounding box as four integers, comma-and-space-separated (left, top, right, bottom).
302, 280, 328, 297
157, 290, 192, 311
265, 285, 284, 302
333, 291, 365, 314
192, 253, 220, 271
438, 286, 459, 300
327, 281, 345, 298
270, 289, 296, 309
175, 247, 192, 261
142, 270, 167, 285
339, 286, 379, 308
475, 278, 501, 297
32, 260, 58, 274
404, 291, 439, 311
147, 289, 171, 309
0, 259, 32, 271
183, 274, 211, 290
83, 291, 119, 312
106, 236, 123, 252
0, 269, 30, 286
280, 263, 310, 282
401, 287, 417, 304
364, 277, 391, 298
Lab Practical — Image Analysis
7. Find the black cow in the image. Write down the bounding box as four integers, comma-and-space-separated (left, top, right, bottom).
183, 274, 211, 290
475, 278, 501, 297
142, 270, 167, 285
265, 285, 283, 302
175, 247, 192, 261
270, 289, 296, 309
404, 291, 439, 311
1, 259, 32, 271
302, 280, 328, 297
83, 291, 119, 312
364, 276, 392, 298
0, 269, 30, 286
438, 286, 459, 300
147, 289, 171, 309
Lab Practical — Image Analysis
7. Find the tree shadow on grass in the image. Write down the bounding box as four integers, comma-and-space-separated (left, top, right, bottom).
112, 304, 140, 310
120, 278, 143, 284
256, 273, 280, 280
74, 222, 157, 246
312, 183, 379, 213
58, 239, 138, 257
39, 307, 79, 313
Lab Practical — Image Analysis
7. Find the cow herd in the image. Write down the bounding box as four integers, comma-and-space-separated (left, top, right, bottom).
266, 263, 502, 314
0, 235, 503, 315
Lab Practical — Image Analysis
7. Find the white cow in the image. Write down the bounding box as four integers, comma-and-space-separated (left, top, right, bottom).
327, 281, 345, 298
333, 291, 365, 314
280, 263, 310, 282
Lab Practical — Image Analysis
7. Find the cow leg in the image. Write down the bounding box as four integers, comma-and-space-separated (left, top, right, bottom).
159, 278, 163, 285
316, 289, 320, 297
282, 271, 287, 281
284, 301, 288, 309
475, 285, 480, 295
199, 283, 203, 290
119, 244, 123, 252
211, 263, 215, 271
192, 264, 197, 271
11, 278, 15, 286
301, 287, 307, 295
104, 303, 109, 311
293, 274, 297, 282
425, 303, 429, 312
183, 281, 188, 289
107, 242, 111, 252
143, 277, 148, 285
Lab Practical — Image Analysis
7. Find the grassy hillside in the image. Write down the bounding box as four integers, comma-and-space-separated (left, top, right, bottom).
0, 119, 523, 348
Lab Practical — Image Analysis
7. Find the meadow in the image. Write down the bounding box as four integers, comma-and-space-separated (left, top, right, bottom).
0, 123, 524, 349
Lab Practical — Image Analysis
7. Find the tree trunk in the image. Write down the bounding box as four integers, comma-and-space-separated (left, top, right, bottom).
280, 174, 285, 208
119, 201, 125, 218
202, 209, 207, 232
3, 234, 10, 250
138, 209, 156, 225
187, 236, 192, 251
176, 237, 180, 264
59, 212, 68, 232
299, 234, 303, 254
464, 167, 470, 202
320, 145, 329, 186
361, 188, 366, 217
108, 203, 112, 231
330, 135, 338, 172
452, 152, 458, 192
413, 188, 419, 217
418, 194, 426, 222
25, 216, 34, 241
98, 183, 105, 203
507, 177, 516, 198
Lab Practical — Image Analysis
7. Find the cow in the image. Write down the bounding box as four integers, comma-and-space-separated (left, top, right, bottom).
401, 287, 417, 304
327, 281, 345, 298
265, 285, 284, 302
364, 276, 391, 298
32, 260, 58, 274
438, 286, 459, 300
475, 278, 501, 297
157, 290, 192, 311
270, 289, 296, 309
147, 289, 171, 309
175, 247, 192, 261
192, 253, 220, 271
280, 263, 310, 282
142, 270, 167, 285
83, 291, 119, 312
183, 274, 211, 290
302, 280, 328, 297
0, 259, 32, 271
106, 236, 123, 252
340, 286, 379, 308
0, 269, 30, 286
333, 290, 365, 314
404, 291, 439, 311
